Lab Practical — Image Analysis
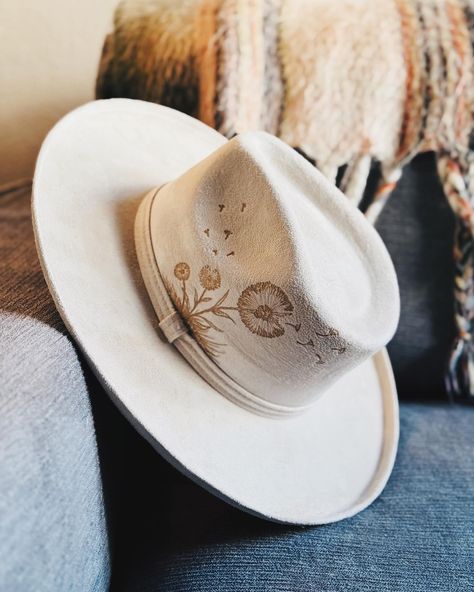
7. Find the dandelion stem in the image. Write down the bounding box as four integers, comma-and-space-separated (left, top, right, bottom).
189, 305, 237, 318
181, 279, 187, 308
190, 289, 207, 314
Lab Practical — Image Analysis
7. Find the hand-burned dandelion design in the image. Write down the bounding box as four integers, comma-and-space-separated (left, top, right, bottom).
237, 282, 294, 338
163, 262, 235, 358
198, 265, 221, 290
164, 262, 344, 362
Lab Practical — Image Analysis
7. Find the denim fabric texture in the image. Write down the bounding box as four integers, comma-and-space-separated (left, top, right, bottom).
106, 402, 474, 592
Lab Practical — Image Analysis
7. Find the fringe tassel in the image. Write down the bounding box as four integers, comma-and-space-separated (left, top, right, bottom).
340, 154, 372, 206
365, 166, 402, 224
437, 152, 474, 404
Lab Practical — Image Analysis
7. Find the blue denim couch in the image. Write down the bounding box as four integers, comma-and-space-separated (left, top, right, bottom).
1, 154, 473, 591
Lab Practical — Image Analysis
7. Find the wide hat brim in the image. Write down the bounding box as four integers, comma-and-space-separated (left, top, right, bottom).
33, 99, 399, 525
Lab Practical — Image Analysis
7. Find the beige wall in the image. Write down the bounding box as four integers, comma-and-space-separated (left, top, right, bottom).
0, 0, 118, 184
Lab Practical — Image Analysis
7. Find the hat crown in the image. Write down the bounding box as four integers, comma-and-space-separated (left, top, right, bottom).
146, 132, 399, 412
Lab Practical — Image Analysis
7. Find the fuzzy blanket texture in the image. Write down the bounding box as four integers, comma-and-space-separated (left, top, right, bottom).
97, 0, 474, 404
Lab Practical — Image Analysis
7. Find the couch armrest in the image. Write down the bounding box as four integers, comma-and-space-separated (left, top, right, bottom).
0, 187, 110, 591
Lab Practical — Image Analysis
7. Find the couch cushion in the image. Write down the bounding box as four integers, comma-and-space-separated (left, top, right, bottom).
375, 153, 456, 399
108, 402, 474, 592
0, 186, 110, 591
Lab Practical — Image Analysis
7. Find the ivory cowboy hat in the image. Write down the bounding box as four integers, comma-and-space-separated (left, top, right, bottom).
33, 98, 400, 525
